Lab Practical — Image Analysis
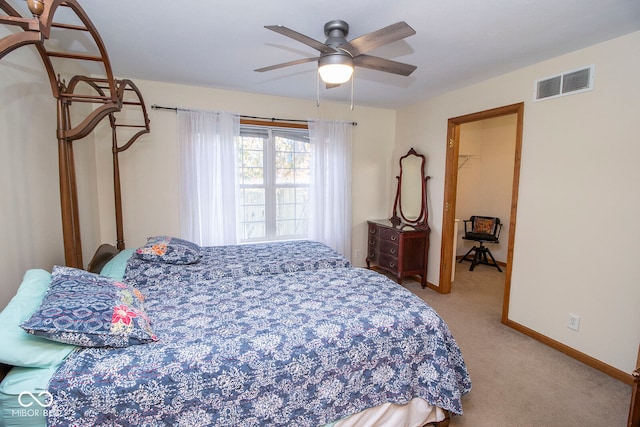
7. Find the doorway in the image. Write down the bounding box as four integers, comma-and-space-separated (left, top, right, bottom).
438, 103, 524, 324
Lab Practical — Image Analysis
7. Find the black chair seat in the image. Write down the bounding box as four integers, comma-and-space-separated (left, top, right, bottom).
463, 232, 498, 242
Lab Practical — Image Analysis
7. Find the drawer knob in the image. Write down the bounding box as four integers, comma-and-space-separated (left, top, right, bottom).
390, 248, 396, 254
391, 235, 397, 241
389, 262, 395, 268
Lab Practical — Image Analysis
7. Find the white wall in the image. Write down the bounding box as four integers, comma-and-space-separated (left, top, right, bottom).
93, 79, 397, 266
395, 32, 640, 374
456, 115, 517, 263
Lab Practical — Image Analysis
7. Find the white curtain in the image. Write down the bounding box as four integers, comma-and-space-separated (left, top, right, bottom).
308, 120, 353, 259
178, 110, 240, 246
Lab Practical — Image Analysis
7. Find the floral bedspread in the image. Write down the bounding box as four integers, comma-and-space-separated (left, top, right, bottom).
47, 267, 470, 426
125, 240, 351, 290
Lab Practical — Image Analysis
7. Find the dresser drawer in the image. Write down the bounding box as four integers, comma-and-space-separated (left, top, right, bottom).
378, 239, 398, 256
378, 227, 400, 243
378, 253, 399, 272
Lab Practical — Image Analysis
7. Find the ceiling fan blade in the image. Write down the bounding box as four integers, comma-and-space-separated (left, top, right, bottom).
341, 21, 416, 56
264, 25, 337, 54
255, 56, 319, 73
353, 54, 417, 76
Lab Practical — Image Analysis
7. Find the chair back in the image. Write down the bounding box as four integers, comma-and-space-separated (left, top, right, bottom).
464, 216, 502, 241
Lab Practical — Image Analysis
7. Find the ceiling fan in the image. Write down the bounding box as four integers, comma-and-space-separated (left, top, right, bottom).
255, 20, 417, 86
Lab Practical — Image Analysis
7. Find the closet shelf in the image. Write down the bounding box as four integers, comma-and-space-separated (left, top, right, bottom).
458, 154, 480, 170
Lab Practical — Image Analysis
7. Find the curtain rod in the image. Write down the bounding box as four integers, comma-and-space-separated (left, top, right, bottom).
150, 105, 357, 126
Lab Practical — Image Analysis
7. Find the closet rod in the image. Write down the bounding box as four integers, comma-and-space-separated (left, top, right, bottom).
150, 104, 357, 126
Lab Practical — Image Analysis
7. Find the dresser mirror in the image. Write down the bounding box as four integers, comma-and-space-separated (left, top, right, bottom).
390, 147, 429, 227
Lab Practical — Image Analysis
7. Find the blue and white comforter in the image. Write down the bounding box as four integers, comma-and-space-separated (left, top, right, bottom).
125, 240, 351, 290
47, 267, 470, 426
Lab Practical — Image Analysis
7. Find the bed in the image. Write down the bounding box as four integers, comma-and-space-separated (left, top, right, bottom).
0, 239, 471, 427
123, 238, 353, 290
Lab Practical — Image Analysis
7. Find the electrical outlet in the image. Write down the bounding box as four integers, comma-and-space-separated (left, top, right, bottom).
354, 249, 361, 259
568, 313, 580, 331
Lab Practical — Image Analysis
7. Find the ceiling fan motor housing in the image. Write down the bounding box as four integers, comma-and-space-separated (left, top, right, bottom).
319, 52, 353, 73
324, 20, 350, 41
321, 19, 354, 67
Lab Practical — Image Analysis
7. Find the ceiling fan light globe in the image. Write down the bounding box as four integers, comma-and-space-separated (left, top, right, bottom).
318, 63, 353, 84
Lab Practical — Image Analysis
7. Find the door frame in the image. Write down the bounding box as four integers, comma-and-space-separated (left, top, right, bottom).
438, 102, 524, 324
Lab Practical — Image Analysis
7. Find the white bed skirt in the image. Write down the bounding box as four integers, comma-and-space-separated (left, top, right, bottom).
334, 398, 446, 427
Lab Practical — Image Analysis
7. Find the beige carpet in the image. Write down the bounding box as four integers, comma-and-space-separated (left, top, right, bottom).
399, 263, 632, 427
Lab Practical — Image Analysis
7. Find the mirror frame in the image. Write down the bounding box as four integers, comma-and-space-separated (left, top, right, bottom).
390, 147, 429, 227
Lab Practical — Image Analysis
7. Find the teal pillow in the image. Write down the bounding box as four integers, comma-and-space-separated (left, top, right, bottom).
100, 248, 135, 280
0, 270, 76, 368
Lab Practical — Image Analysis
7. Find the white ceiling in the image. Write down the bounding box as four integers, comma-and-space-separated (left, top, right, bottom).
24, 0, 640, 109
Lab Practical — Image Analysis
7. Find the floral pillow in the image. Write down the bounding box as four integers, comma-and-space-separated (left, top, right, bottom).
472, 217, 496, 235
21, 266, 157, 348
134, 236, 202, 265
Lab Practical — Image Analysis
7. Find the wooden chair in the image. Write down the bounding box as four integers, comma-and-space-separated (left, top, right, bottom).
459, 216, 503, 272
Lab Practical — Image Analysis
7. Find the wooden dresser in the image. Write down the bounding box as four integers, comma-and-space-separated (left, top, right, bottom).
366, 219, 430, 288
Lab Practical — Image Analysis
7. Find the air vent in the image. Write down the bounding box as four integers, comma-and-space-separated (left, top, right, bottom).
534, 65, 594, 101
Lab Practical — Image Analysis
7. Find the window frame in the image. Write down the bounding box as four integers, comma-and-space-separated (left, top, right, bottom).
237, 119, 311, 243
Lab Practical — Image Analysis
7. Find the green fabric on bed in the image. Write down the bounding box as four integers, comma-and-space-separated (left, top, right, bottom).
0, 270, 76, 368
0, 365, 56, 427
99, 248, 135, 280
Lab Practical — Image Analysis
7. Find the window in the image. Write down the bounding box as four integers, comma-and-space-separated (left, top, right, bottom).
237, 125, 311, 242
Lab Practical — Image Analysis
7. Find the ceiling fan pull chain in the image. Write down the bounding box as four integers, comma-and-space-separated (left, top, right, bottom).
350, 70, 354, 111
316, 72, 321, 107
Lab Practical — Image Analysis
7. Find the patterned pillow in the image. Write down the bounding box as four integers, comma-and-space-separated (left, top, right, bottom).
21, 266, 157, 348
134, 236, 202, 264
472, 217, 495, 234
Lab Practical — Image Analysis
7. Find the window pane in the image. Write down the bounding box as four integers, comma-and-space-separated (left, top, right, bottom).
242, 205, 264, 222
277, 219, 308, 237
276, 219, 297, 237
296, 189, 309, 220
296, 187, 309, 205
276, 187, 295, 204
241, 149, 263, 167
275, 136, 294, 152
241, 188, 265, 205
277, 202, 295, 220
295, 152, 310, 169
240, 137, 264, 151
275, 152, 295, 184
295, 140, 311, 153
295, 219, 308, 234
242, 222, 265, 240
240, 187, 265, 239
240, 167, 263, 185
